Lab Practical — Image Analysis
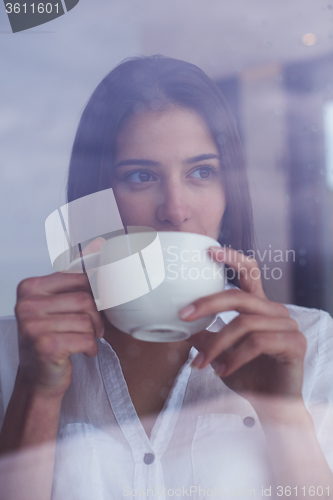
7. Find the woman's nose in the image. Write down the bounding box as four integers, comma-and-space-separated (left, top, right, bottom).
156, 182, 192, 227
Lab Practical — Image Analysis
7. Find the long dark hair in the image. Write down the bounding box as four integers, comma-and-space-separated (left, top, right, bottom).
67, 55, 254, 254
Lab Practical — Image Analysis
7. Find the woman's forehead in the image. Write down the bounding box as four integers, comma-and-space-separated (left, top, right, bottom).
114, 107, 218, 160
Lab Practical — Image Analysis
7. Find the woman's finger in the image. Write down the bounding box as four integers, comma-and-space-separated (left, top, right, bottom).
209, 246, 266, 299
34, 332, 98, 362
16, 292, 104, 338
179, 287, 289, 321
74, 237, 106, 260
19, 313, 96, 340
212, 330, 306, 378
191, 314, 299, 369
17, 273, 91, 298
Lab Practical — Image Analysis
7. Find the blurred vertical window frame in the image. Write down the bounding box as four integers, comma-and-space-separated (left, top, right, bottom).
324, 100, 333, 191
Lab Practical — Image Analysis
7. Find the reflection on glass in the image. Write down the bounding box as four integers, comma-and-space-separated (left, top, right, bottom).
324, 100, 333, 191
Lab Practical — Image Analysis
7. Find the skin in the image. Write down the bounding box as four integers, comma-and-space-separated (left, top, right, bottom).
112, 107, 226, 238
1, 106, 332, 499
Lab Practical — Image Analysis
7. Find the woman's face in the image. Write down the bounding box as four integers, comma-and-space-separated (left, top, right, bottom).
112, 107, 226, 240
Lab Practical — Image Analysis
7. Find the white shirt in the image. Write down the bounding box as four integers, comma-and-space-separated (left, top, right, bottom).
0, 305, 333, 499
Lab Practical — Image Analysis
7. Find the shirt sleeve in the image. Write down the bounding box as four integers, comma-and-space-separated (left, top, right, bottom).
305, 309, 333, 471
0, 317, 19, 433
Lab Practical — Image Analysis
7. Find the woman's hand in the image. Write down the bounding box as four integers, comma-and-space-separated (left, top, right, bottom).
179, 247, 306, 400
15, 240, 104, 399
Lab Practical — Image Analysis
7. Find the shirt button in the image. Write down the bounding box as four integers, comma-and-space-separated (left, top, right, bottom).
243, 416, 255, 428
143, 453, 155, 464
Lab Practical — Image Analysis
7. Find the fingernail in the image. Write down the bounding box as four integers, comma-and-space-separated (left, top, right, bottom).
98, 327, 105, 339
214, 362, 227, 376
179, 304, 196, 319
210, 246, 225, 262
191, 352, 206, 369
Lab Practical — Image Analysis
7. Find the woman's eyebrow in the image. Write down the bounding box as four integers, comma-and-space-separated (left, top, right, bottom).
114, 154, 220, 169
114, 159, 161, 168
185, 154, 220, 164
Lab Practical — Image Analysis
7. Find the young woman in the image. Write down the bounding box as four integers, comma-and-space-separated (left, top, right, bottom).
1, 55, 333, 500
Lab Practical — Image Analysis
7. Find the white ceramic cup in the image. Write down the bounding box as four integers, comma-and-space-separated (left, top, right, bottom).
67, 230, 225, 342
99, 231, 225, 342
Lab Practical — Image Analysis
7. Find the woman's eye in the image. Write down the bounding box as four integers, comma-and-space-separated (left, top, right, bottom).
125, 171, 155, 183
122, 166, 217, 184
190, 166, 215, 179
